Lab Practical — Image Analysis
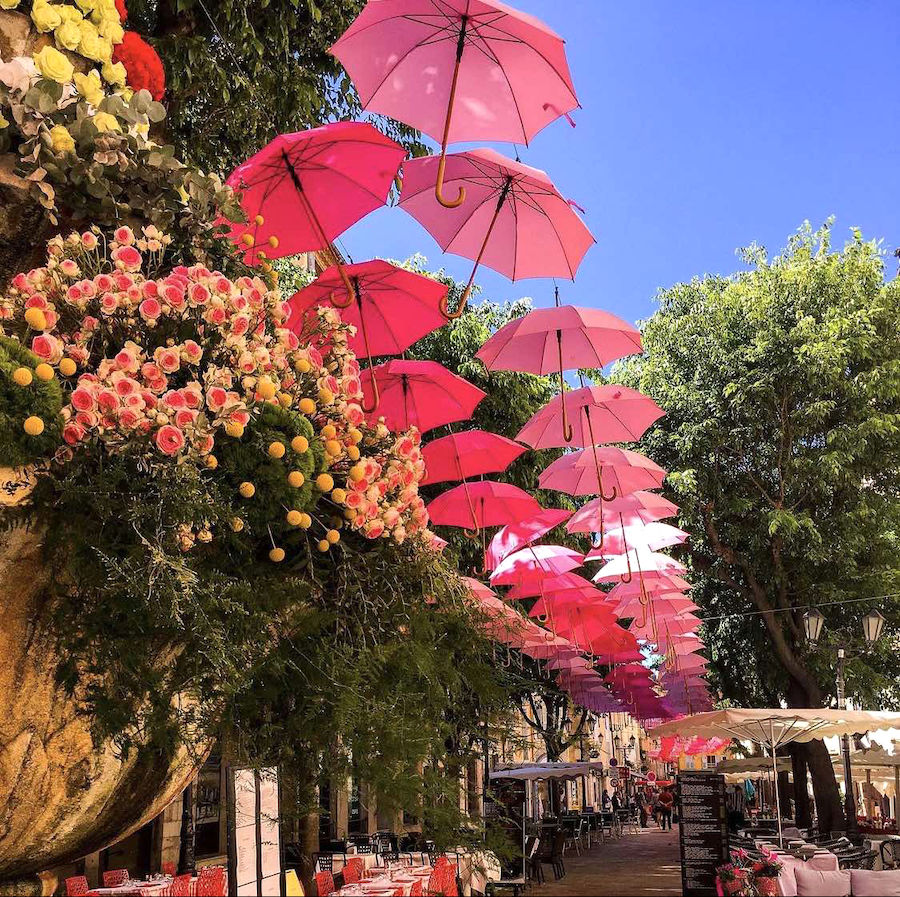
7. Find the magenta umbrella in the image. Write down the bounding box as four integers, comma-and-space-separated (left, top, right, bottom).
566, 491, 679, 535
485, 508, 573, 571
515, 385, 664, 449
360, 360, 485, 432
400, 149, 595, 317
538, 446, 666, 499
426, 480, 541, 531
488, 544, 584, 587
331, 0, 578, 210
505, 571, 596, 600
614, 594, 699, 620
420, 429, 525, 486
606, 573, 693, 598
225, 122, 404, 289
631, 613, 701, 640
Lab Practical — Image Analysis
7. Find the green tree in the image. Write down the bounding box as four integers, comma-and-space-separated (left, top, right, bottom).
622, 222, 900, 831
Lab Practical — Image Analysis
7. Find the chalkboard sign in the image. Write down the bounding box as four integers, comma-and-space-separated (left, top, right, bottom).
677, 772, 729, 897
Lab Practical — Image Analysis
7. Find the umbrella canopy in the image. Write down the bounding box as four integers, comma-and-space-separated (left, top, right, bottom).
614, 594, 699, 619
516, 385, 663, 449
226, 122, 404, 277
630, 613, 701, 639
484, 508, 573, 571
605, 572, 693, 597
539, 446, 666, 498
490, 762, 601, 782
420, 430, 525, 486
594, 521, 689, 558
567, 491, 679, 534
489, 545, 585, 586
592, 549, 687, 582
361, 360, 486, 432
400, 149, 595, 316
426, 480, 541, 530
505, 572, 597, 600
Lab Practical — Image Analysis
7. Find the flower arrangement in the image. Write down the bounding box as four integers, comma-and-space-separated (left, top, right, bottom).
750, 854, 783, 896
111, 30, 164, 101
716, 861, 751, 896
0, 227, 431, 556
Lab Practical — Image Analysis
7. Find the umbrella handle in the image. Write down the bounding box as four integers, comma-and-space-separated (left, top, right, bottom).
556, 331, 574, 442
330, 261, 355, 308
621, 548, 633, 585
435, 150, 466, 209
361, 367, 380, 414
601, 483, 618, 503
354, 278, 380, 414
434, 34, 467, 210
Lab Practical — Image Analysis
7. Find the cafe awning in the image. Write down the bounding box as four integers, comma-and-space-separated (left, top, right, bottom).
490, 761, 603, 781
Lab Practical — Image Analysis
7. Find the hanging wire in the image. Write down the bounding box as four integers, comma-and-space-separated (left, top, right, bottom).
696, 591, 900, 623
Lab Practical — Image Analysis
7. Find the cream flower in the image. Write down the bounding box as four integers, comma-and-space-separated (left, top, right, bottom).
49, 124, 76, 154
101, 60, 126, 86
33, 46, 75, 83
74, 69, 104, 106
98, 17, 123, 44
91, 110, 120, 133
78, 20, 111, 62
32, 1, 63, 32
57, 5, 85, 22
0, 0, 21, 9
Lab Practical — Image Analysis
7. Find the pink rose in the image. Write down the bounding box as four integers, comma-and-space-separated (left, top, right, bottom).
59, 259, 80, 278
163, 284, 185, 308
81, 232, 97, 250
113, 244, 142, 271
115, 350, 137, 372
75, 410, 98, 428
155, 425, 185, 456
215, 277, 231, 294
231, 315, 250, 336
71, 388, 96, 412
189, 283, 210, 305
66, 285, 83, 302
82, 315, 99, 330
97, 389, 119, 413
114, 376, 137, 397
114, 226, 134, 245
95, 274, 114, 292
114, 274, 134, 291
141, 362, 162, 381
31, 334, 61, 362
25, 295, 48, 309
345, 491, 363, 509
229, 410, 250, 426
142, 280, 159, 298
162, 389, 186, 409
206, 387, 228, 411
124, 393, 145, 409
62, 421, 86, 445
139, 298, 161, 321
182, 340, 202, 363
205, 306, 226, 326
365, 521, 385, 539
117, 407, 140, 428
100, 293, 118, 314
155, 348, 180, 374
196, 434, 214, 454
175, 409, 196, 428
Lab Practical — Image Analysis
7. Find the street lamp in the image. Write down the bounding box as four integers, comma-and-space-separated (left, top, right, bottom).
802, 607, 887, 837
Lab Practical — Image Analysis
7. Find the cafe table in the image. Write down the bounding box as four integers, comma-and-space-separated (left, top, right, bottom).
335, 865, 434, 897
87, 877, 190, 897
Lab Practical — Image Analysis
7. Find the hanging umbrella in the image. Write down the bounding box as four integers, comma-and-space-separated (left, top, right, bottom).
529, 588, 610, 619
360, 359, 486, 432
505, 572, 597, 600
420, 429, 526, 485
592, 549, 686, 582
630, 613, 701, 639
539, 446, 666, 498
489, 545, 585, 586
516, 385, 664, 449
400, 149, 595, 317
331, 0, 579, 209
606, 573, 693, 598
613, 594, 699, 620
286, 260, 449, 411
485, 508, 573, 571
225, 122, 405, 289
593, 521, 689, 558
426, 480, 541, 531
567, 491, 679, 535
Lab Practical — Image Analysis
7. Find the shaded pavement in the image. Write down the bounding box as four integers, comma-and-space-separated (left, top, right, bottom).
531, 824, 683, 896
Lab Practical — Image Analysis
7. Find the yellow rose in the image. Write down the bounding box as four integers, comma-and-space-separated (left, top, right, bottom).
32, 1, 63, 32
91, 111, 119, 133
101, 60, 126, 86
33, 46, 74, 84
98, 17, 123, 43
78, 20, 111, 62
89, 0, 117, 24
0, 0, 21, 9
74, 0, 95, 11
0, 114, 9, 128
55, 19, 82, 51
49, 124, 75, 154
73, 69, 104, 105
118, 86, 134, 102
57, 5, 84, 22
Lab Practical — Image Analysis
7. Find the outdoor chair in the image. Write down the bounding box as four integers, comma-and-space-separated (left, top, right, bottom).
375, 831, 395, 854
838, 849, 878, 870
538, 828, 566, 881
315, 869, 336, 896
881, 837, 900, 869
162, 862, 176, 877
197, 866, 227, 897
171, 874, 192, 897
102, 869, 130, 888
315, 852, 334, 872
64, 877, 89, 897
380, 849, 401, 865
561, 817, 580, 856
344, 857, 364, 883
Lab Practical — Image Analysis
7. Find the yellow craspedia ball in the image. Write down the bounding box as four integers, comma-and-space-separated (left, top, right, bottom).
321, 424, 336, 439
59, 357, 77, 377
206, 455, 218, 470
12, 367, 32, 387
23, 416, 44, 436
269, 547, 285, 563
299, 513, 312, 530
317, 539, 330, 553
325, 439, 342, 457
286, 510, 303, 526
295, 358, 311, 374
318, 387, 334, 405
24, 307, 47, 330
231, 517, 244, 532
316, 473, 334, 492
239, 481, 255, 498
326, 529, 340, 545
225, 420, 245, 438
291, 435, 309, 453
344, 508, 358, 521
347, 444, 361, 461
349, 427, 363, 445
257, 377, 277, 400
331, 488, 347, 504
298, 398, 316, 415
254, 214, 264, 226
240, 233, 254, 247
268, 235, 279, 249
34, 363, 54, 382
287, 470, 305, 488
278, 392, 292, 407
349, 464, 365, 482
268, 441, 286, 459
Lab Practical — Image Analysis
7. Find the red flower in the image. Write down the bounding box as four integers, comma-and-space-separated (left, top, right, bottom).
115, 0, 127, 20
112, 32, 166, 102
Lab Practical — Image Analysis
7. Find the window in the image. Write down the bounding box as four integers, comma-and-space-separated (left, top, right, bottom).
195, 756, 225, 858
348, 775, 365, 834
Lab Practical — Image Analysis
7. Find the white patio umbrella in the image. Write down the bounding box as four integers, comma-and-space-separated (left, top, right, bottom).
649, 709, 900, 841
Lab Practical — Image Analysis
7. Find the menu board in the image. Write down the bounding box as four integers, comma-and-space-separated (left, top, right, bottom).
227, 766, 283, 896
677, 772, 729, 897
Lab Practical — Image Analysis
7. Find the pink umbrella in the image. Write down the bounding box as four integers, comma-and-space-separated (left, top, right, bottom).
505, 572, 596, 600
592, 521, 688, 557
427, 480, 541, 531
592, 550, 686, 583
225, 122, 404, 290
606, 573, 693, 598
420, 429, 525, 486
332, 0, 578, 209
489, 545, 584, 587
360, 360, 486, 432
485, 508, 573, 571
516, 385, 663, 449
529, 588, 610, 618
539, 447, 666, 499
614, 594, 699, 619
477, 302, 642, 440
400, 149, 595, 317
566, 491, 679, 534
631, 613, 701, 640
286, 260, 448, 410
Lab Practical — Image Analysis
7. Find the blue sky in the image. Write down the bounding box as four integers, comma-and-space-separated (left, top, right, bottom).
338, 0, 899, 327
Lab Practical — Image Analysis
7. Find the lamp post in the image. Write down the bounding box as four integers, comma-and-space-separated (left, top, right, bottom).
802, 607, 886, 837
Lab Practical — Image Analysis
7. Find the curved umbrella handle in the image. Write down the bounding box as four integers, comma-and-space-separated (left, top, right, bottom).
440, 283, 471, 321
361, 367, 380, 414
356, 279, 380, 414
601, 483, 618, 503
556, 330, 574, 442
621, 548, 633, 584
435, 150, 466, 209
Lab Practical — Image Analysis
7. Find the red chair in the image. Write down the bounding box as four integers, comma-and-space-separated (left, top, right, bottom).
410, 882, 424, 897
102, 869, 130, 888
426, 867, 444, 897
197, 866, 227, 897
443, 863, 459, 897
171, 873, 192, 897
344, 857, 364, 884
393, 890, 405, 896
162, 862, 176, 877
315, 870, 335, 896
65, 877, 89, 897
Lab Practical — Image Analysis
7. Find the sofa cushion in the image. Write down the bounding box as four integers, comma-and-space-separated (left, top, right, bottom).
850, 869, 900, 896
795, 867, 851, 896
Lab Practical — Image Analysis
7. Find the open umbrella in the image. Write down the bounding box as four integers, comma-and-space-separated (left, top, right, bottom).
539, 446, 666, 499
516, 385, 663, 449
400, 149, 595, 317
225, 122, 405, 291
331, 0, 579, 208
420, 430, 525, 486
592, 549, 687, 582
427, 480, 541, 531
505, 572, 596, 600
489, 545, 585, 587
360, 360, 486, 432
567, 491, 679, 535
592, 521, 689, 558
286, 260, 449, 411
606, 573, 693, 598
485, 508, 573, 571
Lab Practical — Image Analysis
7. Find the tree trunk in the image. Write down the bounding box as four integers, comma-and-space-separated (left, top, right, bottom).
791, 746, 812, 828
806, 739, 845, 835
776, 769, 793, 820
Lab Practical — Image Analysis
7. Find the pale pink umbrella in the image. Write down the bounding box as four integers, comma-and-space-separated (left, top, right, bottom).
225, 122, 405, 291
400, 149, 595, 317
489, 545, 585, 587
360, 359, 486, 432
606, 572, 693, 600
485, 508, 573, 571
420, 429, 525, 486
631, 613, 701, 640
286, 259, 448, 411
614, 594, 699, 620
592, 550, 686, 583
515, 385, 664, 449
591, 521, 688, 557
566, 491, 679, 535
529, 588, 611, 619
505, 572, 596, 600
331, 0, 579, 210
539, 447, 666, 499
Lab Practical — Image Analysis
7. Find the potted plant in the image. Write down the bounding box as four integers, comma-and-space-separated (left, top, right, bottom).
750, 855, 784, 896
716, 863, 750, 896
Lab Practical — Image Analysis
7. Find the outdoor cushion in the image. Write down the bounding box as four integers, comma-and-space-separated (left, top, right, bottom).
795, 867, 851, 896
851, 869, 900, 896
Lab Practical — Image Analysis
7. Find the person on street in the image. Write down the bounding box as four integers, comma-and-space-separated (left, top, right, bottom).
658, 786, 675, 830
